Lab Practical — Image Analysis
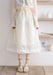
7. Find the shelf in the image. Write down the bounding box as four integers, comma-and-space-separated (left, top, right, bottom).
38, 18, 53, 21
40, 50, 53, 53
39, 34, 53, 38
37, 1, 53, 5
39, 32, 53, 38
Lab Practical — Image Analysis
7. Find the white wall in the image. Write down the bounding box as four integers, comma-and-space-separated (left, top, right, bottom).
0, 0, 53, 66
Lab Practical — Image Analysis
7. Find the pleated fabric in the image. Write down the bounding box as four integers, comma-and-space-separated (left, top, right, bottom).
7, 7, 41, 54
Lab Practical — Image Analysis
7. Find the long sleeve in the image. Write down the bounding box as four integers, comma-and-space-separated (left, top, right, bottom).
30, 0, 39, 28
12, 0, 16, 27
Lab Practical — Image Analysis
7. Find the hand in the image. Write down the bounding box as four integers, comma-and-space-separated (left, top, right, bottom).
36, 27, 39, 30
12, 27, 16, 29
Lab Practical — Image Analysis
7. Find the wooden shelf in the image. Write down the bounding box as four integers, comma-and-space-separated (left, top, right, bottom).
39, 34, 53, 38
38, 18, 53, 21
37, 1, 53, 5
39, 32, 53, 38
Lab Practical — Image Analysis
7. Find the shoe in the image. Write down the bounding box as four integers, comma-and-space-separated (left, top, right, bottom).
18, 66, 23, 72
23, 66, 29, 72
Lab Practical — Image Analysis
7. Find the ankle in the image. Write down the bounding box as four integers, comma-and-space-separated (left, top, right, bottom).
19, 63, 22, 67
25, 63, 28, 67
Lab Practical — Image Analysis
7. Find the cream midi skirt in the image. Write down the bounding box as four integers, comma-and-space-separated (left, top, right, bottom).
7, 7, 41, 54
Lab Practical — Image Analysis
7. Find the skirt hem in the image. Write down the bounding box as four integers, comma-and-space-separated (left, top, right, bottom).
7, 48, 42, 54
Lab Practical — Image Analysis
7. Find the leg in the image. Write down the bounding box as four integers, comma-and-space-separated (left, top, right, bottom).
18, 53, 22, 67
23, 53, 30, 72
25, 53, 30, 67
17, 53, 23, 72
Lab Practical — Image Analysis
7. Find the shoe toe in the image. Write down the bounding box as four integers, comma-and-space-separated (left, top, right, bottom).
18, 66, 23, 72
24, 67, 29, 72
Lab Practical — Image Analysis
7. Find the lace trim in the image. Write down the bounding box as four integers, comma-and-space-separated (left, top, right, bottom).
7, 44, 41, 53
16, 44, 41, 50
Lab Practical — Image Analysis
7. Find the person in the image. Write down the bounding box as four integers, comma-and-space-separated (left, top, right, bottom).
7, 0, 41, 73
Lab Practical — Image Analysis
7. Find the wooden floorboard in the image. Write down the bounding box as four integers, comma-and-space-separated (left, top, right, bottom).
0, 66, 53, 75
0, 66, 3, 71
16, 72, 29, 75
44, 66, 53, 75
29, 66, 44, 75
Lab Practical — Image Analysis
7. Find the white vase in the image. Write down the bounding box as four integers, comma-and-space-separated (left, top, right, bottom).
47, 44, 53, 51
47, 10, 51, 18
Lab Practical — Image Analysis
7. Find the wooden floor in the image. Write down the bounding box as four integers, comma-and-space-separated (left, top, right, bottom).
0, 66, 53, 75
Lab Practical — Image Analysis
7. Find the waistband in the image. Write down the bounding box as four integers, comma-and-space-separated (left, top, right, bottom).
16, 6, 32, 13
17, 6, 30, 9
16, 6, 30, 11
